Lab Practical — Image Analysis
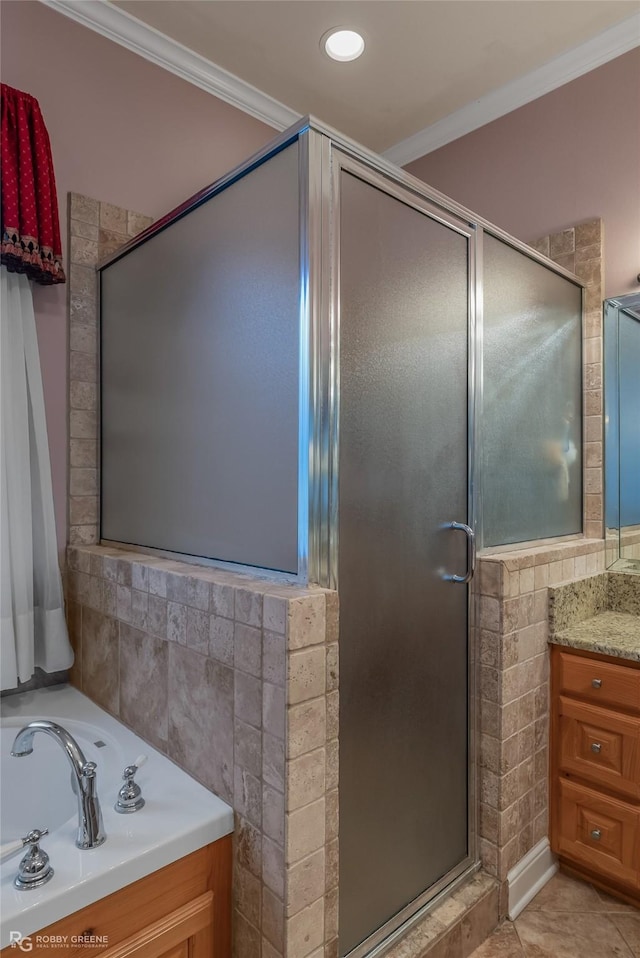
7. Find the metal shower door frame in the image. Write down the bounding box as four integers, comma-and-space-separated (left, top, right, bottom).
302, 127, 482, 958
98, 115, 582, 585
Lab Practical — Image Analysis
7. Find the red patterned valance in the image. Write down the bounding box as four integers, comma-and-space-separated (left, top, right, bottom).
1, 84, 65, 285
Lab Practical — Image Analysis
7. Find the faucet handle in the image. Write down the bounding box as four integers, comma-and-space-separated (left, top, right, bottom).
1, 828, 49, 863
5, 829, 55, 890
1, 837, 28, 863
123, 754, 147, 778
115, 755, 147, 814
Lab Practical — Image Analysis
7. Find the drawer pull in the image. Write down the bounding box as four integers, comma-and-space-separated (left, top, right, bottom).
590, 743, 602, 754
591, 678, 602, 688
590, 828, 602, 841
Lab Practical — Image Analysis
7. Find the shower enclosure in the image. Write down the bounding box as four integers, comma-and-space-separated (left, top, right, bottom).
99, 119, 583, 958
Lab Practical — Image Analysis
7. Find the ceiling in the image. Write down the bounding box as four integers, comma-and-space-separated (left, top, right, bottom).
112, 0, 640, 154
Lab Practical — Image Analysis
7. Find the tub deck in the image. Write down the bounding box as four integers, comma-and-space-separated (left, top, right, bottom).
0, 684, 233, 948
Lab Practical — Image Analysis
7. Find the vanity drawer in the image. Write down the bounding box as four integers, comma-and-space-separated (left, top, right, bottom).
558, 778, 640, 890
556, 651, 640, 713
558, 696, 640, 799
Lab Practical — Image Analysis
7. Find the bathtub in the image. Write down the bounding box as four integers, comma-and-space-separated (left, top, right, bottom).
0, 685, 234, 948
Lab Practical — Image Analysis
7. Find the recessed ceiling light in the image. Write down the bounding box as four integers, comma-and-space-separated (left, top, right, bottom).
322, 28, 365, 62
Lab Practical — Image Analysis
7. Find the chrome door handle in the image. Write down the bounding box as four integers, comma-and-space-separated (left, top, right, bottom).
443, 521, 476, 584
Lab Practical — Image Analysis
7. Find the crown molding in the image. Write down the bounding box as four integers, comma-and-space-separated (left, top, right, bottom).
40, 1, 640, 165
384, 12, 640, 167
39, 0, 301, 132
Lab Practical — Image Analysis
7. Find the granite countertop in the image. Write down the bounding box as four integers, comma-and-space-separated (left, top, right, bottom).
550, 611, 640, 662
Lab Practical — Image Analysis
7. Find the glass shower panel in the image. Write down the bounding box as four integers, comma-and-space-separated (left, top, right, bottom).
604, 301, 620, 540
338, 171, 469, 957
482, 235, 583, 547
619, 310, 640, 558
100, 143, 301, 572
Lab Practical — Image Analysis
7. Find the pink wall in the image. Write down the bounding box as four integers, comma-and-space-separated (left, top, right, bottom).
1, 0, 275, 553
407, 49, 640, 302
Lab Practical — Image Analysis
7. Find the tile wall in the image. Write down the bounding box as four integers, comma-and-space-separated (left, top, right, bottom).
476, 538, 605, 894
66, 543, 338, 958
67, 193, 153, 547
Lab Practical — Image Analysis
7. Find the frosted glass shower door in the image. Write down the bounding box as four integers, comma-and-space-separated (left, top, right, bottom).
338, 170, 471, 957
100, 142, 301, 572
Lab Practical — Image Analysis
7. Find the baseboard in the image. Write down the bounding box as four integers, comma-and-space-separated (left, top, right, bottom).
507, 838, 558, 920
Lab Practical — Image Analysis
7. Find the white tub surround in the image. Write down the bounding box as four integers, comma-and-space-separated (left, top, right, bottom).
0, 685, 233, 947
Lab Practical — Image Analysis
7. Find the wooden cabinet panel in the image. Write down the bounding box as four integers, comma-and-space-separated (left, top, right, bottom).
558, 779, 640, 889
100, 892, 212, 958
556, 651, 640, 713
158, 947, 188, 958
551, 645, 640, 904
0, 838, 232, 958
558, 696, 640, 799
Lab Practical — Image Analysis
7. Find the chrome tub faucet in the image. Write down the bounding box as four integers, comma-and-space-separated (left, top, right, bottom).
11, 720, 106, 850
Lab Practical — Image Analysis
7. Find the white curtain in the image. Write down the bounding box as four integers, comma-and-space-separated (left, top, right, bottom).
1, 267, 73, 689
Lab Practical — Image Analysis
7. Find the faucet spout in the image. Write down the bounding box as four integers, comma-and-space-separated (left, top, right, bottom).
11, 720, 106, 850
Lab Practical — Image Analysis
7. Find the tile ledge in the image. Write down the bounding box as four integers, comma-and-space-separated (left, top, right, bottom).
379, 871, 499, 958
66, 543, 327, 597
479, 537, 603, 561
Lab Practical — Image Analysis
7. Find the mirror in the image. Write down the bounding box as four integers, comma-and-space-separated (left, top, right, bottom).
604, 291, 640, 573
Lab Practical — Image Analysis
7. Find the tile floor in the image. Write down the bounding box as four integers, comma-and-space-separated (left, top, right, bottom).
468, 872, 639, 958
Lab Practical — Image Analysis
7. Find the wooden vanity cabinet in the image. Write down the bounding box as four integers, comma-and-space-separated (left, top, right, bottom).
550, 645, 640, 904
0, 837, 232, 958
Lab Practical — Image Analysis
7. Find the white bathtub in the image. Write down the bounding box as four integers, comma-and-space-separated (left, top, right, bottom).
0, 685, 234, 948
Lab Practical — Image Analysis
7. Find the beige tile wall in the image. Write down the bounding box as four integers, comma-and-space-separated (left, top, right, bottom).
67, 194, 154, 547
284, 591, 340, 958
66, 196, 339, 958
66, 544, 338, 958
476, 539, 605, 892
